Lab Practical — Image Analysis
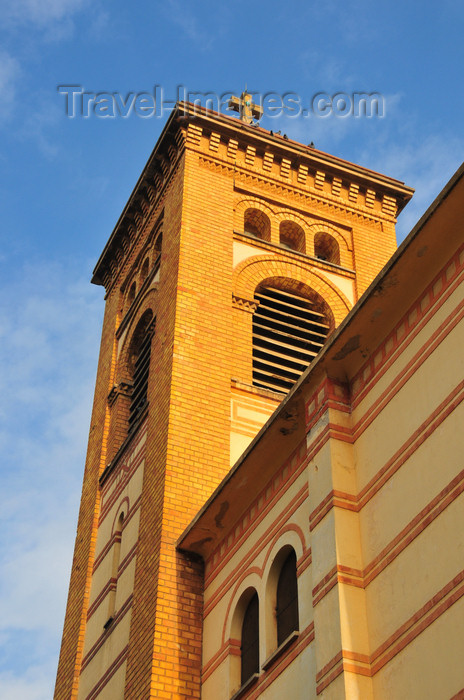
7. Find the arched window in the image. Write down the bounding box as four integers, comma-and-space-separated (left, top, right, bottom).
279, 221, 305, 253
128, 310, 155, 432
140, 257, 150, 283
106, 511, 125, 626
241, 592, 259, 685
244, 208, 271, 242
154, 230, 163, 258
127, 281, 136, 306
276, 550, 299, 645
252, 283, 332, 393
314, 232, 340, 265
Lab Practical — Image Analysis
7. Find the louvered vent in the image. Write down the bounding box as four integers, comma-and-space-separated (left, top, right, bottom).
129, 330, 152, 431
252, 286, 330, 393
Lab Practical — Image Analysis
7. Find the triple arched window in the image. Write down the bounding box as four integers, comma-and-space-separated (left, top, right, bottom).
242, 208, 345, 266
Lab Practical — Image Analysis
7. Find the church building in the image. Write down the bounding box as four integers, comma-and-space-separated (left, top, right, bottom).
54, 96, 464, 699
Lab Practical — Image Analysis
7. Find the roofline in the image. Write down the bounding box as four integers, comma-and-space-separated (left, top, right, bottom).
91, 107, 180, 285
177, 102, 414, 204
92, 101, 414, 285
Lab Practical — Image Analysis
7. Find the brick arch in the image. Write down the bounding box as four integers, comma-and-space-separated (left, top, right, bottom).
278, 220, 306, 254
111, 497, 130, 536
235, 198, 276, 219
274, 209, 309, 231
307, 222, 352, 253
118, 301, 155, 383
274, 212, 310, 254
234, 198, 276, 233
233, 255, 351, 325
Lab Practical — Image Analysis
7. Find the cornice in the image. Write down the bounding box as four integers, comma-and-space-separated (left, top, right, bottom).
197, 153, 387, 230
176, 102, 414, 205
92, 111, 186, 290
91, 102, 413, 291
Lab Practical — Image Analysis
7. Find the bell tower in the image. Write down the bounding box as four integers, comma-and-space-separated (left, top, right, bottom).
54, 99, 413, 699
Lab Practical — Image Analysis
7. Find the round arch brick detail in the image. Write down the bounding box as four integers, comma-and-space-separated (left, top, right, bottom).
234, 197, 275, 233
274, 209, 310, 232
235, 197, 276, 219
307, 222, 352, 252
233, 255, 351, 325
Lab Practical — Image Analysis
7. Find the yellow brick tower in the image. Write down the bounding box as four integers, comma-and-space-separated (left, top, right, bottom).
54, 99, 413, 699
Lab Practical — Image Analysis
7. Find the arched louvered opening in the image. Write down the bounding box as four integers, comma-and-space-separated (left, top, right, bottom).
279, 220, 305, 253
252, 283, 332, 393
244, 208, 271, 242
241, 592, 259, 685
276, 550, 299, 646
314, 231, 340, 265
128, 310, 155, 432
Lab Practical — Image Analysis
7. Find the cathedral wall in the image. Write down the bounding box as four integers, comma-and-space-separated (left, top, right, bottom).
351, 244, 464, 698
77, 423, 146, 700
197, 236, 464, 699
306, 240, 464, 697
201, 438, 314, 699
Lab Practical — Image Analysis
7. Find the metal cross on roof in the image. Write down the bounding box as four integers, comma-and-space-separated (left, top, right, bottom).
228, 89, 263, 125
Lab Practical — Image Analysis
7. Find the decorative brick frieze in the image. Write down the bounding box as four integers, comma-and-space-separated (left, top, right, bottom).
297, 163, 308, 184
314, 170, 325, 190
232, 295, 259, 313
332, 177, 342, 196
365, 188, 376, 208
280, 157, 291, 179
209, 131, 221, 152
186, 122, 202, 146
245, 145, 256, 167
348, 182, 359, 202
227, 138, 239, 160
263, 151, 274, 172
382, 193, 397, 216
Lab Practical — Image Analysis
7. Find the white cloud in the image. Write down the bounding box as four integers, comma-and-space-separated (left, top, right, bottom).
264, 95, 463, 246
0, 257, 102, 696
162, 0, 211, 48
17, 93, 62, 157
0, 50, 21, 121
0, 665, 55, 700
162, 0, 229, 51
357, 132, 464, 242
2, 0, 90, 28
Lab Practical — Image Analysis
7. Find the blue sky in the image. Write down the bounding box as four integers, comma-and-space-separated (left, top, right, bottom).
0, 1, 463, 697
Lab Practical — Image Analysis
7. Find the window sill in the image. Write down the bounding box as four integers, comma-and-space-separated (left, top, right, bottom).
103, 616, 114, 631
231, 378, 285, 401
99, 402, 149, 485
262, 630, 299, 671
233, 231, 355, 275
230, 672, 260, 700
